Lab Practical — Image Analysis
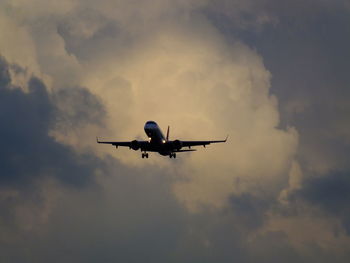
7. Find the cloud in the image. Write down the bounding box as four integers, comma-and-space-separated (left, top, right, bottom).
65, 6, 298, 209
0, 55, 112, 245
1, 0, 350, 262
0, 55, 102, 258
293, 171, 350, 234
203, 0, 350, 31
215, 0, 350, 173
0, 0, 298, 210
0, 56, 106, 188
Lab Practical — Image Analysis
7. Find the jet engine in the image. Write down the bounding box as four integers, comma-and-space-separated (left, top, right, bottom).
173, 139, 183, 150
131, 140, 140, 150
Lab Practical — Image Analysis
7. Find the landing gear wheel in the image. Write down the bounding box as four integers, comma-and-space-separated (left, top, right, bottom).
146, 153, 149, 158
142, 152, 149, 158
173, 153, 176, 159
169, 153, 176, 158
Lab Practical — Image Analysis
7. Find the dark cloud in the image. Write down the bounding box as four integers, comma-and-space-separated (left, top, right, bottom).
56, 11, 130, 63
294, 171, 350, 234
205, 0, 350, 126
0, 55, 117, 260
204, 0, 349, 30
228, 193, 270, 230
0, 54, 115, 244
246, 231, 302, 263
205, 2, 350, 259
0, 57, 11, 86
207, 0, 350, 217
227, 1, 350, 173
0, 56, 105, 188
5, 167, 187, 263
52, 86, 106, 132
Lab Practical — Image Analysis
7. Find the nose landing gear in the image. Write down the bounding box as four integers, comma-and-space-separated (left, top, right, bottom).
169, 153, 176, 158
142, 153, 149, 158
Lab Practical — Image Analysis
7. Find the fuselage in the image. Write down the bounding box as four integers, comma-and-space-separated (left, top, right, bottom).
144, 121, 166, 144
143, 121, 170, 155
144, 120, 180, 156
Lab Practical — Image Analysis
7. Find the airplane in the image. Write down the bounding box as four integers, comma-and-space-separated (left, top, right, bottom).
97, 121, 227, 159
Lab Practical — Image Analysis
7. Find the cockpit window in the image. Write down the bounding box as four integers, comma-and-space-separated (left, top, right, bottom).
146, 121, 156, 124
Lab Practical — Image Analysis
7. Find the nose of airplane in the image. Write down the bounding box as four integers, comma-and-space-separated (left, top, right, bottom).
144, 120, 158, 129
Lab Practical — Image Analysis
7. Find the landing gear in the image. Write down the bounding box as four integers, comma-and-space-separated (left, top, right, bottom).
142, 153, 149, 158
169, 153, 176, 159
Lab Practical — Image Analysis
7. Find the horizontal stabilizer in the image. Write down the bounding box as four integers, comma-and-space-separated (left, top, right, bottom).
175, 149, 197, 152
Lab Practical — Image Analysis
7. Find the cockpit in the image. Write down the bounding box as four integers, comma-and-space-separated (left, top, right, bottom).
146, 121, 157, 125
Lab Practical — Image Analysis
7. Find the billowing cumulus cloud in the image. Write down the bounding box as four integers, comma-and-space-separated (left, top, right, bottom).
51, 0, 299, 210
1, 0, 299, 208
1, 0, 350, 262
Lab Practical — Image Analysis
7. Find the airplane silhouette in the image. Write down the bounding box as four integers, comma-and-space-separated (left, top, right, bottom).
97, 121, 227, 158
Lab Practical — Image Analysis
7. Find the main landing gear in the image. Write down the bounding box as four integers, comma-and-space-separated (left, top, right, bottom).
142, 152, 149, 158
169, 153, 176, 159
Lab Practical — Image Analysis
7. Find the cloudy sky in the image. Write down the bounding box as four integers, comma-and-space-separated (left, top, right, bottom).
1, 0, 350, 262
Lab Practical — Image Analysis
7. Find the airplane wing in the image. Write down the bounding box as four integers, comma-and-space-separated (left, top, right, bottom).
96, 138, 147, 148
181, 136, 228, 148
97, 140, 132, 147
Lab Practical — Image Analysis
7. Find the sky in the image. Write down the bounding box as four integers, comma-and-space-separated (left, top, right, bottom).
0, 0, 350, 262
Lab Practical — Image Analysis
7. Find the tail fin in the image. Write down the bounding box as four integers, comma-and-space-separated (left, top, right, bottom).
166, 126, 170, 141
